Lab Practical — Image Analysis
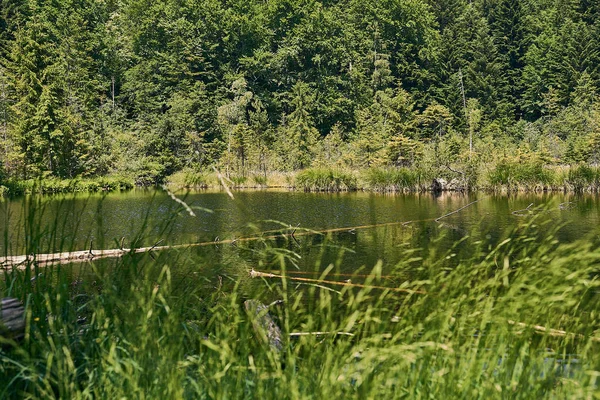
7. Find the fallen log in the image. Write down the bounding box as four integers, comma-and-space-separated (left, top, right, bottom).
244, 300, 355, 353
244, 299, 283, 352
0, 298, 25, 340
0, 199, 487, 270
0, 246, 152, 269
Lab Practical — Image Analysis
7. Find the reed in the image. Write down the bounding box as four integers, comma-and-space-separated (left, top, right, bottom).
487, 159, 557, 191
295, 168, 357, 192
565, 164, 600, 192
167, 169, 209, 189
361, 167, 427, 192
1, 176, 134, 196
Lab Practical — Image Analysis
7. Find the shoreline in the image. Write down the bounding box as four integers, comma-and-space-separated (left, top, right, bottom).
2, 165, 600, 197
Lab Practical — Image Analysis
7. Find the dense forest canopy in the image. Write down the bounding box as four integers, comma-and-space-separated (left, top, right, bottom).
0, 0, 599, 183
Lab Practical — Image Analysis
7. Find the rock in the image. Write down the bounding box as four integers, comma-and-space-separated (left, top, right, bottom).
432, 178, 447, 192
447, 178, 464, 191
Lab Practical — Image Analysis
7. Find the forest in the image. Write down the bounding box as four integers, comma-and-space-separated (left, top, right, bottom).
1, 0, 599, 188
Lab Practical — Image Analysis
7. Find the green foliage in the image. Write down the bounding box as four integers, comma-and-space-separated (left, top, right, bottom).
418, 102, 453, 139
230, 175, 248, 187
1, 0, 600, 185
386, 135, 423, 168
252, 174, 268, 187
167, 168, 208, 188
295, 168, 357, 192
278, 82, 320, 170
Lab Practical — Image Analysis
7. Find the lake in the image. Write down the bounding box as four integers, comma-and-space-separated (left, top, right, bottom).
2, 189, 599, 281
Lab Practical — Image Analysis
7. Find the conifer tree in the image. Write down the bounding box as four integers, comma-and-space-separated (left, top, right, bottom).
434, 2, 506, 124
487, 0, 528, 119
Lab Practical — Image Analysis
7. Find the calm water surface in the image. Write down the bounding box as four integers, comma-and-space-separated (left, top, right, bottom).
1, 189, 599, 276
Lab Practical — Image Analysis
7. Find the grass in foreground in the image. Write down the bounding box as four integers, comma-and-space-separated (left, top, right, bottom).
0, 202, 599, 398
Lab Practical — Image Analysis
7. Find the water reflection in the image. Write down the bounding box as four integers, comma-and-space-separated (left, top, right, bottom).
1, 190, 599, 275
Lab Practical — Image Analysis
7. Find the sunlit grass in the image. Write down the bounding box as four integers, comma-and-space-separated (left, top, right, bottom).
487, 161, 600, 192
295, 168, 357, 192
361, 167, 429, 192
1, 176, 134, 196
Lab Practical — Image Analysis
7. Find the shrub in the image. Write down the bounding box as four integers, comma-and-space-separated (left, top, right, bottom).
0, 176, 134, 196
230, 175, 248, 187
252, 174, 268, 187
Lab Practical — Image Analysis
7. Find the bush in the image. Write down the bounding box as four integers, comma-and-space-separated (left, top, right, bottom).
135, 160, 168, 186
0, 176, 134, 196
230, 175, 248, 187
252, 174, 268, 187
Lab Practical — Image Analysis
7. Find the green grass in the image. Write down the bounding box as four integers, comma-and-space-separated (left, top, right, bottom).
230, 175, 248, 187
361, 167, 427, 191
1, 197, 599, 398
488, 160, 557, 190
167, 169, 209, 189
566, 164, 600, 192
252, 174, 268, 187
295, 168, 357, 192
1, 176, 134, 196
487, 161, 600, 192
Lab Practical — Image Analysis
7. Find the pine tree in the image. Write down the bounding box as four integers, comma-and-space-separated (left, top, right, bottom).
523, 16, 600, 118
487, 0, 528, 119
217, 78, 254, 175
353, 88, 417, 167
283, 81, 319, 170
425, 0, 467, 33
571, 71, 597, 108
434, 3, 507, 125
7, 10, 54, 177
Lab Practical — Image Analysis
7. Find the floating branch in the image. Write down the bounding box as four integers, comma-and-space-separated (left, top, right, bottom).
249, 268, 426, 294
511, 203, 534, 216
0, 198, 485, 269
435, 200, 480, 222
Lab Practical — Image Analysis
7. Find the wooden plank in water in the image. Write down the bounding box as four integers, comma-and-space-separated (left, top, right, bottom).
244, 299, 283, 352
0, 298, 25, 340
